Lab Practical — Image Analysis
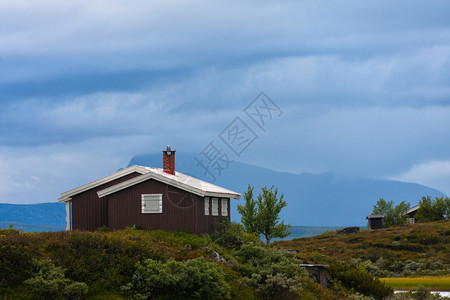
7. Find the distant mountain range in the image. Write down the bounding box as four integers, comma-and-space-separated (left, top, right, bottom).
130, 153, 446, 227
0, 153, 446, 231
0, 202, 65, 232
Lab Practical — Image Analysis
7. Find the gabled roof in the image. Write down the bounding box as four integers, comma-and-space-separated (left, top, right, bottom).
59, 165, 241, 202
58, 165, 150, 202
97, 167, 241, 200
404, 205, 420, 215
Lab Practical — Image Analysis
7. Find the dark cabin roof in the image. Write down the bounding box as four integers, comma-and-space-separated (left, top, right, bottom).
366, 215, 384, 219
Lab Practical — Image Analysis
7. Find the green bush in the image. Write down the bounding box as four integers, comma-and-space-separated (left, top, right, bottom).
122, 257, 230, 299
149, 229, 210, 250
234, 244, 305, 299
24, 259, 88, 300
95, 226, 113, 232
211, 219, 259, 250
329, 261, 392, 299
0, 243, 34, 290
64, 282, 89, 300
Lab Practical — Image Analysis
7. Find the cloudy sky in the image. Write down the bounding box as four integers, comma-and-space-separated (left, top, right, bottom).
1, 0, 450, 204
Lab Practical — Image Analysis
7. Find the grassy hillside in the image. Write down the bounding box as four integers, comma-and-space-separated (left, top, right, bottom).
0, 224, 392, 299
275, 221, 450, 279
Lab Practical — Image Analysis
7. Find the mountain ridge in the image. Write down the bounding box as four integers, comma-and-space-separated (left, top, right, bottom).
129, 153, 446, 226
0, 153, 445, 228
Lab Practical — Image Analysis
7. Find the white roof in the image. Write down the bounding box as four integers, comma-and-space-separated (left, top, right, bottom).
58, 165, 149, 202
404, 205, 420, 215
59, 165, 240, 202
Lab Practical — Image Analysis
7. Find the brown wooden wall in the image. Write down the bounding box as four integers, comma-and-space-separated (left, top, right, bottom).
368, 218, 383, 230
105, 179, 230, 234
71, 172, 142, 231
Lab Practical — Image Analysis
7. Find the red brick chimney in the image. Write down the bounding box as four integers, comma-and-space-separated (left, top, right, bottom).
162, 145, 176, 175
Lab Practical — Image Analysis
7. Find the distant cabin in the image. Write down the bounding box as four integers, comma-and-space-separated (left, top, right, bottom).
366, 215, 383, 229
58, 147, 241, 234
404, 205, 420, 224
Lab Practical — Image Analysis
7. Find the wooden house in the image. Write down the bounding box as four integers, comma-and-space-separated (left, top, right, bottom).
404, 205, 420, 224
58, 147, 241, 234
366, 215, 383, 229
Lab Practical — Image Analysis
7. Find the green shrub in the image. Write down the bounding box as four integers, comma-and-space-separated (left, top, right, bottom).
234, 244, 305, 299
128, 224, 143, 230
211, 219, 259, 250
149, 229, 210, 250
244, 270, 302, 299
64, 282, 89, 300
24, 259, 88, 300
122, 257, 230, 299
329, 261, 392, 299
95, 226, 113, 232
0, 243, 34, 290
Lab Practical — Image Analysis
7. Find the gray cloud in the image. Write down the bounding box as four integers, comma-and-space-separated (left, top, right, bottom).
0, 1, 449, 203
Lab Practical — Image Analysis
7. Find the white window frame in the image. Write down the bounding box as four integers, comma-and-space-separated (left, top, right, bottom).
141, 194, 162, 214
221, 198, 228, 216
204, 197, 210, 216
211, 197, 219, 216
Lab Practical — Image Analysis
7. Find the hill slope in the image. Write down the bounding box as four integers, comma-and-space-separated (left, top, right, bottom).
276, 221, 450, 278
128, 153, 446, 226
0, 226, 391, 299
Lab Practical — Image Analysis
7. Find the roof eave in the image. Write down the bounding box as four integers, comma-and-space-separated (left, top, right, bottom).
59, 165, 149, 200
204, 192, 241, 200
58, 197, 72, 203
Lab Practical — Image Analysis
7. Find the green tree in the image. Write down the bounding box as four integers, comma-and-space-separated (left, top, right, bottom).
393, 201, 411, 225
415, 196, 450, 222
237, 185, 291, 244
238, 185, 258, 234
371, 198, 410, 227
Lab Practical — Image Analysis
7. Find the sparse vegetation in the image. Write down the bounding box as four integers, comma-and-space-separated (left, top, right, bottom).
0, 222, 396, 299
276, 221, 450, 294
5, 220, 447, 298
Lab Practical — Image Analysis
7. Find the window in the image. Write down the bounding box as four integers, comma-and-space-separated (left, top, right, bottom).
204, 197, 210, 215
221, 198, 228, 216
141, 194, 162, 213
211, 198, 219, 216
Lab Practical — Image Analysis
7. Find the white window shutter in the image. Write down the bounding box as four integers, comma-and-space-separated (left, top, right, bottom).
141, 194, 162, 213
212, 198, 218, 216
204, 197, 210, 216
221, 198, 228, 216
